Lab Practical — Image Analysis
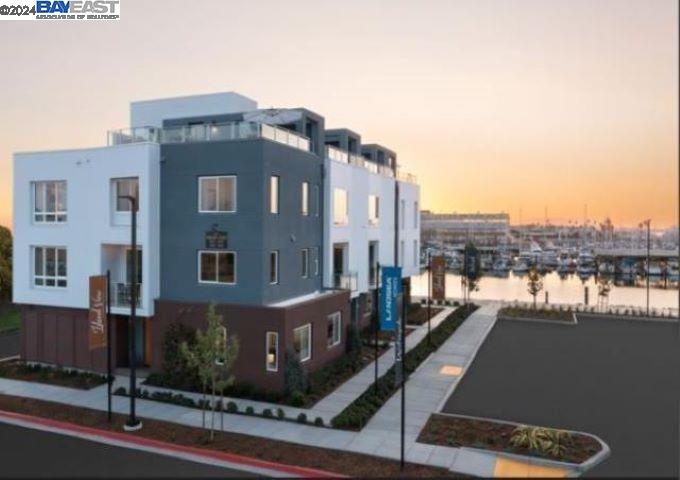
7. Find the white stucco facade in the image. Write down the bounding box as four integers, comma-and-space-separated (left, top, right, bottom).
12, 143, 161, 317
323, 157, 420, 298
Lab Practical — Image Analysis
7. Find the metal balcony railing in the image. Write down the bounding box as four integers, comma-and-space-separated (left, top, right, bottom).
108, 121, 311, 153
333, 272, 358, 292
113, 283, 142, 308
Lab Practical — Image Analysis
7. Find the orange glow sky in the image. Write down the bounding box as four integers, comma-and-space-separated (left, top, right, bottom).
0, 0, 677, 228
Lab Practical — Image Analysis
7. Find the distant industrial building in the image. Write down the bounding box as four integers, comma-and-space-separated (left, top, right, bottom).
421, 211, 509, 246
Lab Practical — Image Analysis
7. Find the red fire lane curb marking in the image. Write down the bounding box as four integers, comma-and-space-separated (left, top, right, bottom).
0, 408, 344, 478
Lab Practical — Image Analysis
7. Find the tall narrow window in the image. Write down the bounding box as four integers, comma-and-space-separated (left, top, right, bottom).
270, 176, 279, 214
198, 251, 236, 284
301, 248, 309, 278
413, 240, 419, 266
199, 176, 236, 212
270, 250, 279, 284
293, 324, 312, 362
114, 178, 139, 212
33, 181, 67, 223
414, 201, 419, 228
400, 199, 405, 229
301, 182, 309, 216
313, 185, 320, 216
266, 331, 278, 372
313, 246, 320, 276
368, 195, 379, 226
34, 246, 67, 287
400, 240, 405, 267
333, 188, 348, 225
327, 312, 342, 348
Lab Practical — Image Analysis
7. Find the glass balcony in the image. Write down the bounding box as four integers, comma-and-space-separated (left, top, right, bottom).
108, 121, 311, 153
333, 271, 358, 291
114, 283, 142, 308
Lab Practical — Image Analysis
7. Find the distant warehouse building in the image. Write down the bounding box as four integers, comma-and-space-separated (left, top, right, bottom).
421, 211, 509, 246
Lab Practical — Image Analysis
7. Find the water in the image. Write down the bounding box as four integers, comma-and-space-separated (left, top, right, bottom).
411, 271, 679, 310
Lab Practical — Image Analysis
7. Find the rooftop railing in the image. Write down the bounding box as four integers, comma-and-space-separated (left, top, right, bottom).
397, 170, 418, 184
325, 146, 406, 180
108, 121, 311, 153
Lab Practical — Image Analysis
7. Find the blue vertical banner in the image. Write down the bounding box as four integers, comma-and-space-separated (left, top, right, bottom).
380, 266, 402, 331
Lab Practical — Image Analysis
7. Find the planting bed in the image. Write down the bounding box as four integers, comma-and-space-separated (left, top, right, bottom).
0, 361, 107, 390
499, 306, 575, 323
418, 413, 601, 464
0, 394, 453, 478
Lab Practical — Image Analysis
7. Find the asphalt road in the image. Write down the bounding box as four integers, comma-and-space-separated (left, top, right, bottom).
442, 316, 680, 477
0, 332, 19, 360
0, 422, 258, 477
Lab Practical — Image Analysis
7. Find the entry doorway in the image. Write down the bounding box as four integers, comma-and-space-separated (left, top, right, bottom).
115, 316, 146, 368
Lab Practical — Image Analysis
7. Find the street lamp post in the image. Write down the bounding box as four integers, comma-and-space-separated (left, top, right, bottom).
119, 195, 142, 432
640, 219, 651, 316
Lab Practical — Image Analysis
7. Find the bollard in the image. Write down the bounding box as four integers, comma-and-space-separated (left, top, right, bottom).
545, 291, 549, 304
584, 286, 589, 306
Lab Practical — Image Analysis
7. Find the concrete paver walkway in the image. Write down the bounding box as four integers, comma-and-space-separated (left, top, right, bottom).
0, 304, 516, 476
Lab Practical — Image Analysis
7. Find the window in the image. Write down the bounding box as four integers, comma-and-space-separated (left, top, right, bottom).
333, 188, 348, 225
400, 240, 405, 267
114, 178, 139, 212
414, 201, 419, 228
270, 176, 279, 214
313, 185, 320, 216
293, 324, 311, 362
413, 240, 419, 266
34, 247, 67, 287
327, 312, 341, 348
33, 181, 67, 223
368, 195, 379, 226
301, 248, 309, 278
301, 182, 309, 216
266, 331, 278, 372
313, 247, 319, 276
199, 176, 236, 212
400, 199, 405, 229
198, 251, 236, 284
270, 250, 279, 284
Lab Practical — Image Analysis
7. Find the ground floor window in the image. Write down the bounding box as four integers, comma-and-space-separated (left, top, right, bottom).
270, 250, 279, 284
301, 248, 309, 278
327, 312, 341, 347
266, 331, 278, 372
198, 250, 236, 284
293, 324, 311, 362
34, 246, 67, 287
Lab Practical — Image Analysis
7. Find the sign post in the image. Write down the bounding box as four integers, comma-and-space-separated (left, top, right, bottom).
374, 263, 381, 393
106, 270, 112, 422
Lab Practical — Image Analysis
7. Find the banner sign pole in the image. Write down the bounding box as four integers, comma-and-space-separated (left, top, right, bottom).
106, 270, 112, 422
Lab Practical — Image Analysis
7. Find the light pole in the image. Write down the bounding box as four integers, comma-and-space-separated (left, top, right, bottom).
640, 219, 651, 316
119, 195, 142, 432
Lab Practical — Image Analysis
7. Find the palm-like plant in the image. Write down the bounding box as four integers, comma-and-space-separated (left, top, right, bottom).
510, 425, 572, 459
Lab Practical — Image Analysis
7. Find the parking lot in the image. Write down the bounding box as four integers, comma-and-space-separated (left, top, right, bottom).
442, 315, 679, 477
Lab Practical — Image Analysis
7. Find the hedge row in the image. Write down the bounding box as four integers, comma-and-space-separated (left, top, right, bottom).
330, 304, 478, 430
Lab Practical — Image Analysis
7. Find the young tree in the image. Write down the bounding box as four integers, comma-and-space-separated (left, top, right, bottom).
0, 226, 12, 303
462, 243, 481, 305
527, 266, 543, 309
597, 276, 612, 312
181, 303, 239, 441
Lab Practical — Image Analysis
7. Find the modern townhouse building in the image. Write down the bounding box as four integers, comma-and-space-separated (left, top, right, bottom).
12, 92, 420, 392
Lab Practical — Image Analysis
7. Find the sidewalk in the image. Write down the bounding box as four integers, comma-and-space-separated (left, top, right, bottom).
0, 304, 512, 475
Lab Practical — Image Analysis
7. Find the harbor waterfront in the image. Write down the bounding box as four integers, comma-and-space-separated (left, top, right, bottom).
411, 270, 679, 311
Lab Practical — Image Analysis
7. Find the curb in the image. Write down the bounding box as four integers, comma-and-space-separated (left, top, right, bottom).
0, 409, 344, 478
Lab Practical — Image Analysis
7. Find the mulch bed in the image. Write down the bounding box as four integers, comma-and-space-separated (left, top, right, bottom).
499, 307, 575, 323
0, 361, 107, 390
0, 394, 456, 478
408, 306, 444, 326
418, 414, 601, 464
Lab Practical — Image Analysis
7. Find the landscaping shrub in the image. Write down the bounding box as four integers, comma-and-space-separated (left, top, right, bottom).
262, 408, 273, 418
226, 401, 238, 413
331, 304, 478, 430
277, 408, 285, 420
284, 350, 308, 397
314, 417, 324, 427
289, 390, 307, 407
345, 323, 362, 355
245, 406, 255, 416
297, 413, 307, 424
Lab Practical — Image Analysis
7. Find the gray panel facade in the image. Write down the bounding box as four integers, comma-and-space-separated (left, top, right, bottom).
160, 138, 323, 305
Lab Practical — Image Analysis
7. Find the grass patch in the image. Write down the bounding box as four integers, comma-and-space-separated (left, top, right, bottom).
331, 304, 478, 430
418, 413, 602, 464
0, 308, 20, 333
0, 361, 107, 390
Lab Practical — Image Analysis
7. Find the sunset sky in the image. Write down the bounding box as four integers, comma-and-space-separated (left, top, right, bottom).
0, 0, 677, 229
